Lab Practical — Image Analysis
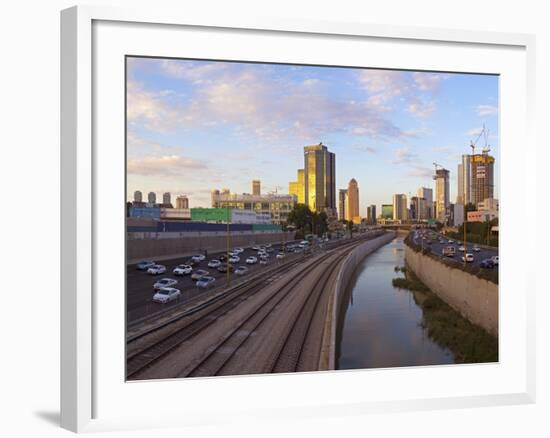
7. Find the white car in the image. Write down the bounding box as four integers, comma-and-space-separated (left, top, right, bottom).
472, 246, 481, 252
153, 287, 181, 303
458, 246, 466, 252
208, 259, 222, 268
173, 264, 192, 276
228, 256, 240, 264
196, 276, 216, 288
491, 255, 499, 265
448, 239, 454, 244
246, 256, 258, 264
234, 266, 249, 276
276, 252, 285, 259
462, 253, 474, 263
191, 254, 206, 262
147, 264, 166, 275
153, 278, 178, 290
251, 245, 260, 251
233, 247, 244, 254
259, 254, 269, 260
191, 269, 210, 280
259, 259, 268, 265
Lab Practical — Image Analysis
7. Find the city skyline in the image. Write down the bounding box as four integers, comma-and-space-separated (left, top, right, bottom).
126, 57, 499, 214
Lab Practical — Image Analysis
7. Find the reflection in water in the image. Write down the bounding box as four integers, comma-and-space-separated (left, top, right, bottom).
337, 237, 455, 370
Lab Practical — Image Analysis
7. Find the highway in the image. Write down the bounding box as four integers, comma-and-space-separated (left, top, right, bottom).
411, 229, 498, 270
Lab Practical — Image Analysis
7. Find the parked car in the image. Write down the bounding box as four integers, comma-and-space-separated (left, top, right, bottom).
153, 287, 181, 303
246, 256, 258, 264
461, 253, 474, 263
191, 269, 210, 280
153, 277, 178, 290
208, 259, 222, 268
147, 264, 166, 275
217, 263, 234, 273
196, 276, 216, 288
173, 264, 192, 276
480, 258, 495, 269
191, 254, 206, 262
491, 255, 499, 265
136, 260, 155, 270
234, 266, 249, 275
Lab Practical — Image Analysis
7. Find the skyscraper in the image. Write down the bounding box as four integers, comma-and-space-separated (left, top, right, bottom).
163, 192, 171, 206
288, 169, 305, 204
338, 189, 347, 221
133, 190, 142, 203
304, 143, 336, 215
470, 151, 495, 206
176, 195, 189, 209
434, 168, 450, 223
252, 179, 261, 196
148, 191, 156, 205
367, 205, 376, 225
457, 155, 471, 205
393, 194, 408, 221
346, 178, 360, 224
417, 187, 433, 219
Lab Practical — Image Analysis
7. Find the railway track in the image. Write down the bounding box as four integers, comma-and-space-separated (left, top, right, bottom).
127, 233, 382, 380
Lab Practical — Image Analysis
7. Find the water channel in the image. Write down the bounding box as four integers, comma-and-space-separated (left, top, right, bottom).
337, 236, 456, 370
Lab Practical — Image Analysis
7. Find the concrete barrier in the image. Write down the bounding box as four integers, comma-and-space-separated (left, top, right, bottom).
318, 232, 396, 370
404, 245, 498, 336
127, 231, 295, 261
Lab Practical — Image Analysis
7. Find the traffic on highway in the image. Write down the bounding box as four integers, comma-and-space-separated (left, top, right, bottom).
412, 229, 498, 270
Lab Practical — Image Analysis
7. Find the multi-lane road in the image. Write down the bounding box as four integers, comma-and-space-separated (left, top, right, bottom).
411, 229, 498, 270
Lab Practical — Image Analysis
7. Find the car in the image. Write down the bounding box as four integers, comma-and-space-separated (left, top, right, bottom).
218, 254, 228, 262
265, 243, 272, 248
259, 259, 268, 265
442, 246, 455, 257
196, 276, 216, 288
491, 255, 499, 265
153, 277, 178, 290
191, 254, 206, 262
246, 256, 258, 264
228, 256, 240, 264
251, 245, 260, 250
234, 266, 249, 276
472, 246, 481, 252
300, 240, 309, 246
173, 264, 192, 276
266, 247, 274, 253
448, 239, 454, 244
153, 287, 181, 303
458, 246, 466, 252
191, 269, 210, 280
147, 264, 166, 275
186, 259, 200, 267
136, 260, 155, 270
228, 251, 239, 257
439, 239, 446, 244
259, 254, 269, 260
480, 258, 495, 269
276, 252, 285, 259
233, 247, 244, 254
208, 259, 222, 268
462, 253, 474, 263
217, 263, 234, 273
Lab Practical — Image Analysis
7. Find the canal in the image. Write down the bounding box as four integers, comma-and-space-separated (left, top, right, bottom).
337, 236, 456, 370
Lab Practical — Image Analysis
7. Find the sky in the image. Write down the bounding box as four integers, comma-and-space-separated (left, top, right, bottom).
126, 57, 499, 214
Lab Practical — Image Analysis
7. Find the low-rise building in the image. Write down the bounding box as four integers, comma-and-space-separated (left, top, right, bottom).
467, 210, 498, 223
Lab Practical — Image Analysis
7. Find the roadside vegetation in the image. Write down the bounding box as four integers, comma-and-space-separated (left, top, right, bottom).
393, 268, 499, 364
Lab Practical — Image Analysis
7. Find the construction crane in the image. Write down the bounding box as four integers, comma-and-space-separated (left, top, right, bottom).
470, 124, 491, 155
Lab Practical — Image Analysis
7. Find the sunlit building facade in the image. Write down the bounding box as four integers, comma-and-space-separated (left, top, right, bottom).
288, 169, 305, 204
434, 168, 450, 223
346, 178, 360, 224
393, 194, 408, 221
304, 143, 336, 216
470, 152, 495, 206
338, 189, 347, 221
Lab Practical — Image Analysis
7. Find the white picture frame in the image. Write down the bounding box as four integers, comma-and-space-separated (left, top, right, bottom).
60, 5, 536, 433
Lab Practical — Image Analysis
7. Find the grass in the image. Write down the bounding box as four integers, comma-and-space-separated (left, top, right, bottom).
393, 269, 499, 364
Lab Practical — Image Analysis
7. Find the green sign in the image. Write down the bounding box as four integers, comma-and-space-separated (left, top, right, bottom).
190, 208, 231, 222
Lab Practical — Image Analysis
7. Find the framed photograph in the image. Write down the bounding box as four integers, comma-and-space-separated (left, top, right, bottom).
61, 5, 536, 433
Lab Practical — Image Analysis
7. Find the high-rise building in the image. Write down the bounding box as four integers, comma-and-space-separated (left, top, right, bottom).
176, 195, 189, 209
346, 178, 360, 224
304, 143, 336, 215
134, 190, 143, 203
367, 205, 376, 224
147, 191, 156, 205
433, 168, 450, 223
163, 192, 171, 206
252, 180, 261, 196
470, 152, 495, 206
457, 155, 472, 205
288, 169, 305, 204
338, 189, 347, 221
410, 196, 426, 221
417, 187, 433, 219
381, 204, 393, 219
393, 194, 408, 221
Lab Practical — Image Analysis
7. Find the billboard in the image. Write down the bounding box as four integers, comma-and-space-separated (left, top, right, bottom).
190, 207, 231, 222
129, 207, 161, 219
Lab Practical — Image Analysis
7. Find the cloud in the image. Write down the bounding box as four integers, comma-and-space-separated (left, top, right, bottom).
392, 147, 417, 164
353, 144, 377, 153
407, 97, 435, 117
465, 127, 483, 137
412, 72, 449, 91
408, 165, 433, 178
127, 155, 209, 176
477, 104, 498, 116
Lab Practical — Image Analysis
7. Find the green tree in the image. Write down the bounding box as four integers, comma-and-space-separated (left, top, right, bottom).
287, 203, 314, 234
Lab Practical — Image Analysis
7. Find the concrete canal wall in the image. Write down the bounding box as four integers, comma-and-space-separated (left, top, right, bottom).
127, 231, 295, 262
319, 231, 396, 370
404, 245, 498, 337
